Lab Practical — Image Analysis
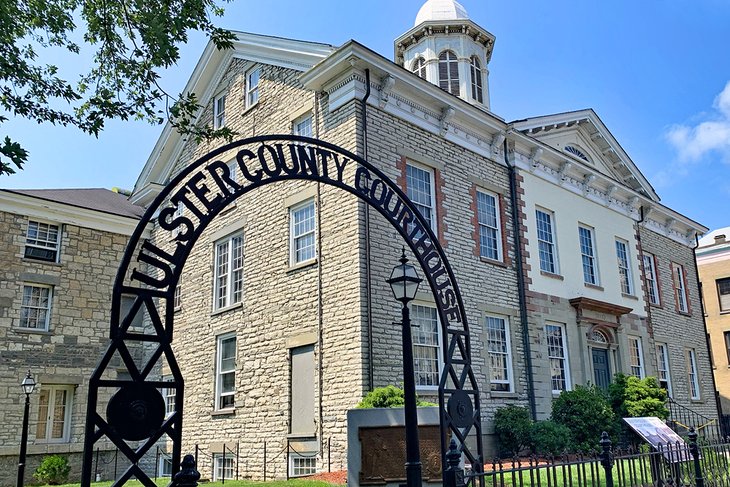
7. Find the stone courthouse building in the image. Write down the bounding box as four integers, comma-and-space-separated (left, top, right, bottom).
122, 0, 717, 479
0, 188, 144, 485
1, 0, 716, 483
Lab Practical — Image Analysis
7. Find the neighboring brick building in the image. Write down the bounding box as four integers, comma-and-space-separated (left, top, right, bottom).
0, 188, 145, 485
120, 0, 716, 479
697, 228, 730, 426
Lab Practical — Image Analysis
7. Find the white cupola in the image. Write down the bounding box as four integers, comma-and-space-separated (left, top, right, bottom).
395, 0, 495, 110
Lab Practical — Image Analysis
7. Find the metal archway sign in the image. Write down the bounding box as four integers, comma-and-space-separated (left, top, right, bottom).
82, 135, 484, 486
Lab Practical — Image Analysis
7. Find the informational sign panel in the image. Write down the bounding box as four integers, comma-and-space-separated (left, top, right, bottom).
624, 417, 691, 462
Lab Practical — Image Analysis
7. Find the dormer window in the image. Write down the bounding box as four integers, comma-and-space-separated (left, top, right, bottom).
412, 57, 427, 80
565, 145, 590, 162
438, 50, 460, 96
470, 56, 483, 103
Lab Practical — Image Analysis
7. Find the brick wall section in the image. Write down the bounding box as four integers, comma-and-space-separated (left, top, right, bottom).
0, 210, 131, 484
639, 226, 718, 420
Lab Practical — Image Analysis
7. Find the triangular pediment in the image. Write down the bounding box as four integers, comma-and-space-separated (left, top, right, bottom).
513, 109, 659, 201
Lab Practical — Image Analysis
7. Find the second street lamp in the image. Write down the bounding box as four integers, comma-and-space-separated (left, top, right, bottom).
387, 248, 423, 487
17, 371, 36, 487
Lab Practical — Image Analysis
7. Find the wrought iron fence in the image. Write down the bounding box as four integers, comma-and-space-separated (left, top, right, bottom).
445, 429, 730, 487
666, 398, 722, 442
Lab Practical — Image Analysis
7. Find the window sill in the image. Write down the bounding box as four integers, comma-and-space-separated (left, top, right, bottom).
287, 433, 317, 440
621, 293, 639, 301
22, 258, 62, 267
480, 256, 508, 268
540, 271, 564, 281
287, 258, 318, 273
584, 283, 604, 291
490, 391, 518, 399
212, 409, 236, 417
677, 310, 692, 317
650, 303, 664, 309
13, 327, 51, 335
174, 307, 182, 314
210, 302, 243, 317
719, 310, 730, 315
242, 102, 259, 117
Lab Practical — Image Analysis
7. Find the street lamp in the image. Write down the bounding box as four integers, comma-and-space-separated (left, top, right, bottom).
17, 371, 36, 487
387, 248, 423, 487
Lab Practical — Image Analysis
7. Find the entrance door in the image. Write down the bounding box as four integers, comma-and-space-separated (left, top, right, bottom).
592, 348, 611, 390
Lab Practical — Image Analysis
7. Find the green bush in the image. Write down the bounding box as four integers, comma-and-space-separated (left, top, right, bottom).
33, 455, 71, 485
552, 385, 615, 452
609, 374, 668, 420
356, 385, 436, 408
528, 420, 572, 456
494, 405, 532, 456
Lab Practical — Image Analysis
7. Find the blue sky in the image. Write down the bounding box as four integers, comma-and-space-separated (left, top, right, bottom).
3, 0, 730, 231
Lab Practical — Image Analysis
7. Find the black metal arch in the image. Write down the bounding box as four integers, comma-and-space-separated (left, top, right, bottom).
82, 135, 484, 486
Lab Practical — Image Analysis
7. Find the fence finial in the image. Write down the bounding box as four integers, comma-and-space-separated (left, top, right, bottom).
599, 431, 614, 487
444, 439, 465, 487
173, 454, 200, 487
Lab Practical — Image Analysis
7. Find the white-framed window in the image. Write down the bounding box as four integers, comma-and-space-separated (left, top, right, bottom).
215, 333, 236, 410
672, 262, 689, 313
535, 208, 558, 274
289, 454, 317, 477
412, 57, 427, 79
643, 253, 660, 305
656, 343, 672, 396
213, 232, 244, 310
615, 239, 633, 295
19, 283, 52, 330
163, 377, 176, 417
246, 67, 261, 108
35, 385, 73, 442
293, 114, 312, 138
628, 337, 645, 378
290, 199, 316, 265
213, 454, 235, 481
158, 456, 173, 477
546, 323, 570, 393
406, 162, 436, 233
171, 201, 184, 239
412, 304, 441, 388
438, 50, 460, 96
579, 225, 598, 285
214, 94, 226, 129
486, 315, 513, 392
470, 56, 483, 103
25, 220, 60, 262
173, 283, 182, 311
717, 278, 730, 312
686, 348, 700, 400
476, 189, 502, 261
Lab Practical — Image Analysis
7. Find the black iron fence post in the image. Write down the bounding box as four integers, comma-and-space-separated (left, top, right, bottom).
263, 441, 267, 482
600, 431, 614, 487
173, 454, 200, 487
443, 439, 465, 487
689, 428, 705, 487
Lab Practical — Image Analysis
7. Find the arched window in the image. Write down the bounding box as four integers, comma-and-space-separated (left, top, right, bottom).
470, 56, 483, 103
565, 145, 590, 162
438, 50, 460, 96
589, 329, 609, 344
412, 57, 427, 80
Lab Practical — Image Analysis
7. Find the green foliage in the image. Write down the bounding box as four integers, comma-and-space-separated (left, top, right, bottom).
0, 0, 237, 176
552, 385, 616, 452
528, 420, 572, 457
356, 385, 436, 408
494, 405, 533, 456
34, 454, 71, 485
609, 374, 668, 420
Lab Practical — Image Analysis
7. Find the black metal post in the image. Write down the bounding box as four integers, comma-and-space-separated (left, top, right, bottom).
16, 392, 31, 487
443, 439, 465, 487
401, 302, 423, 487
173, 454, 200, 487
689, 428, 705, 487
263, 441, 267, 482
599, 431, 614, 487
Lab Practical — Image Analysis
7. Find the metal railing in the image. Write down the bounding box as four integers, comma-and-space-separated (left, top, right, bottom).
666, 398, 722, 441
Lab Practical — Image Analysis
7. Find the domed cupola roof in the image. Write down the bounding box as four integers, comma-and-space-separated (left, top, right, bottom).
414, 0, 469, 26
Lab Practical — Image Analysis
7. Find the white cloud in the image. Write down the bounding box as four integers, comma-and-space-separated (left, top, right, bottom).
665, 81, 730, 163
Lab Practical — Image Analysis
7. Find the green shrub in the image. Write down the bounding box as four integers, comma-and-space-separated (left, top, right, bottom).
552, 385, 615, 452
494, 405, 532, 456
356, 385, 436, 408
33, 455, 71, 485
528, 420, 572, 456
609, 374, 668, 420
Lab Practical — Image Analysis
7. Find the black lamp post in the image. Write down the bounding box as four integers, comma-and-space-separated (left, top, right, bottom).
387, 249, 423, 487
17, 371, 36, 487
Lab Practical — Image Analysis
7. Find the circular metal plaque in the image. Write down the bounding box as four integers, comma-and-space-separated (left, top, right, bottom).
447, 390, 474, 428
106, 383, 165, 441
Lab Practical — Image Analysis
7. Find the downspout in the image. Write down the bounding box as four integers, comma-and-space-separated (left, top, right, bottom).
504, 138, 537, 420
692, 234, 724, 422
314, 91, 325, 452
362, 69, 374, 391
